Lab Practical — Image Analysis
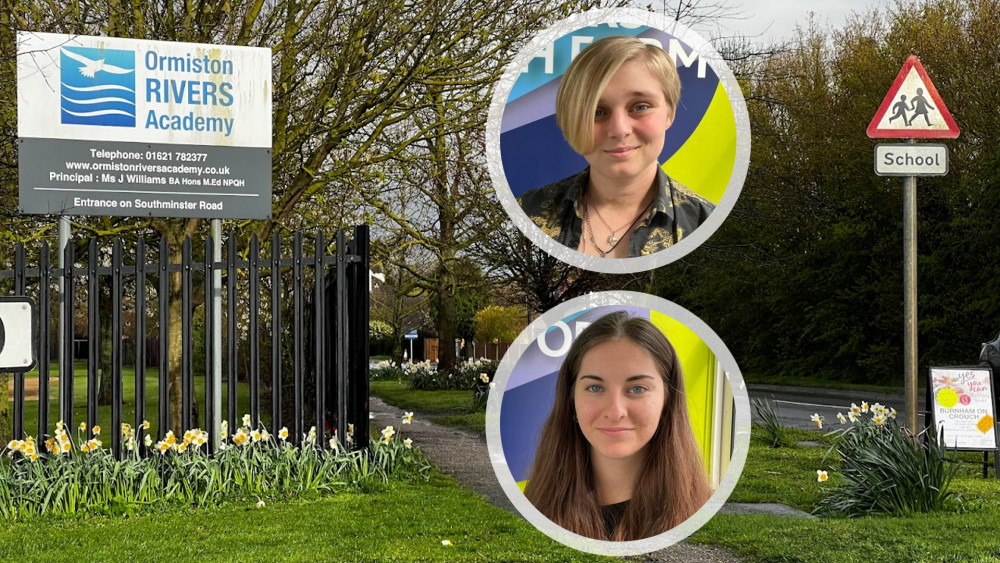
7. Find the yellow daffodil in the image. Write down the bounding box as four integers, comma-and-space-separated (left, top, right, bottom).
6, 440, 17, 451
404, 438, 413, 449
848, 411, 858, 423
62, 442, 71, 453
144, 435, 152, 447
861, 401, 870, 413
177, 442, 188, 453
441, 540, 452, 546
29, 453, 38, 462
279, 427, 289, 441
479, 373, 489, 383
143, 420, 151, 430
79, 422, 87, 431
836, 413, 846, 424
347, 423, 354, 435
81, 443, 91, 453
402, 412, 413, 425
251, 430, 262, 442
810, 414, 823, 429
165, 431, 176, 445
889, 408, 897, 419
850, 403, 861, 414
873, 414, 886, 425
242, 414, 251, 427
817, 470, 828, 482
872, 402, 884, 415
17, 441, 27, 452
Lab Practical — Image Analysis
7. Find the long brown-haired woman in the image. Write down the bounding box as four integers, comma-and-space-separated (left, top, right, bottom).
523, 311, 712, 541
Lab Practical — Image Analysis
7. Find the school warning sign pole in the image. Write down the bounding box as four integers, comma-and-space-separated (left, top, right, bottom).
867, 55, 960, 431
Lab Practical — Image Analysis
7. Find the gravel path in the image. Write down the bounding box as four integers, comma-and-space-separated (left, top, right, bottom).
370, 396, 743, 562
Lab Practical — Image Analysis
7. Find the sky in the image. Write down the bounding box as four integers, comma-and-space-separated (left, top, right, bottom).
637, 0, 893, 45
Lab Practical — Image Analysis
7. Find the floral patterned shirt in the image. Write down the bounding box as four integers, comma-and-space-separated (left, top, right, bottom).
516, 167, 715, 257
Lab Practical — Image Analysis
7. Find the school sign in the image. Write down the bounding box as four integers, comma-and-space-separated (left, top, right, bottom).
17, 32, 272, 219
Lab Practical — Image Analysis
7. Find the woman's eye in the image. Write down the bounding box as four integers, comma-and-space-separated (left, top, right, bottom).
628, 385, 648, 394
585, 384, 603, 393
632, 103, 650, 112
594, 108, 607, 118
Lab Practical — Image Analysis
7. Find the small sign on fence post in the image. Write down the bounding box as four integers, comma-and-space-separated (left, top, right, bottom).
0, 297, 36, 373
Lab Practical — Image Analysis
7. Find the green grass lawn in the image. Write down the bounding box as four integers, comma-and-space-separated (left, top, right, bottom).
5, 362, 258, 443
370, 380, 485, 434
690, 428, 1000, 562
0, 470, 607, 562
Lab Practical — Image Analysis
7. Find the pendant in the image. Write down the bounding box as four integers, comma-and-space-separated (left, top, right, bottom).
607, 234, 617, 245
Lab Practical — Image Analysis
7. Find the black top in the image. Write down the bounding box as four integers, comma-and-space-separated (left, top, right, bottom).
600, 500, 630, 539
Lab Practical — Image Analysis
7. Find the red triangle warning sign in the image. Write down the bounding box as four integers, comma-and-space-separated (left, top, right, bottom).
867, 55, 960, 139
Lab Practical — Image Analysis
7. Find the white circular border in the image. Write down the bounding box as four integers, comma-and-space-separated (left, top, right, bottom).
485, 291, 751, 556
487, 8, 751, 274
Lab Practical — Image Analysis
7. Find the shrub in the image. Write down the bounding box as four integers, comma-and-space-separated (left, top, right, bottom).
0, 415, 429, 519
474, 305, 525, 344
813, 401, 961, 517
751, 396, 795, 448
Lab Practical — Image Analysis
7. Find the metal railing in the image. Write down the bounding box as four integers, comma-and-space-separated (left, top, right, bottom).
0, 226, 370, 458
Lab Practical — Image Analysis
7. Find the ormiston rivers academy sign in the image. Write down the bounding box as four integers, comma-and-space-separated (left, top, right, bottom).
16, 32, 272, 219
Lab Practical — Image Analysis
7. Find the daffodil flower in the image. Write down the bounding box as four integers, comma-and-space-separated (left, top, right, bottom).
279, 427, 289, 441
848, 411, 858, 423
144, 435, 152, 447
402, 412, 413, 425
441, 540, 452, 546
850, 403, 861, 414
817, 470, 828, 482
836, 413, 846, 424
479, 373, 490, 383
810, 413, 823, 429
861, 401, 869, 413
79, 422, 87, 432
889, 408, 897, 419
873, 414, 885, 425
404, 438, 413, 449
242, 413, 252, 427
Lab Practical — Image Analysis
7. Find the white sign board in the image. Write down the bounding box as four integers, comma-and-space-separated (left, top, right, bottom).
875, 144, 949, 177
0, 298, 35, 372
930, 366, 998, 451
17, 31, 272, 218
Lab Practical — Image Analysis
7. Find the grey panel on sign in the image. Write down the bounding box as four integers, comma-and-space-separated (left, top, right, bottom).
19, 138, 272, 219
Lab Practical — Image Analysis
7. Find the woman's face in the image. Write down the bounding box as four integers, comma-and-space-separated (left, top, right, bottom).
582, 58, 674, 187
573, 337, 666, 465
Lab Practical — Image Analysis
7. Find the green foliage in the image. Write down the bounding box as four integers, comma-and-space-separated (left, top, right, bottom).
369, 360, 406, 381
816, 406, 961, 517
0, 419, 428, 519
751, 396, 796, 448
473, 305, 526, 344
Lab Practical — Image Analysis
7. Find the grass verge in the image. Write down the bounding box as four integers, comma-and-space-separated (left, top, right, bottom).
0, 470, 607, 562
370, 380, 485, 434
690, 429, 1000, 562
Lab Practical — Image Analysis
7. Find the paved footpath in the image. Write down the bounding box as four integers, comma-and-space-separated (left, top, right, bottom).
370, 396, 743, 562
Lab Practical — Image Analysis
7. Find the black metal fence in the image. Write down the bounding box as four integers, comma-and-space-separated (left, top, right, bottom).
0, 226, 370, 458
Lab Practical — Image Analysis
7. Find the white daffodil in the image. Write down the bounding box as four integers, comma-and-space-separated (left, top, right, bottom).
810, 413, 823, 429
817, 470, 828, 482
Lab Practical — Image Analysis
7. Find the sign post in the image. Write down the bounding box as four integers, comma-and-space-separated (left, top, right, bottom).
867, 55, 960, 432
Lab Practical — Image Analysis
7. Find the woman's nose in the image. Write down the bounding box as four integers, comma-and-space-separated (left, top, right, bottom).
603, 393, 627, 420
605, 109, 631, 140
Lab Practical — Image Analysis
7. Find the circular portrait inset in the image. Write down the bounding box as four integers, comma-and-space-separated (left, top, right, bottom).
487, 9, 750, 273
486, 292, 749, 555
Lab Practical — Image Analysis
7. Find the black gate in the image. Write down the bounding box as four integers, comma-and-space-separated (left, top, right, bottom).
0, 226, 370, 458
